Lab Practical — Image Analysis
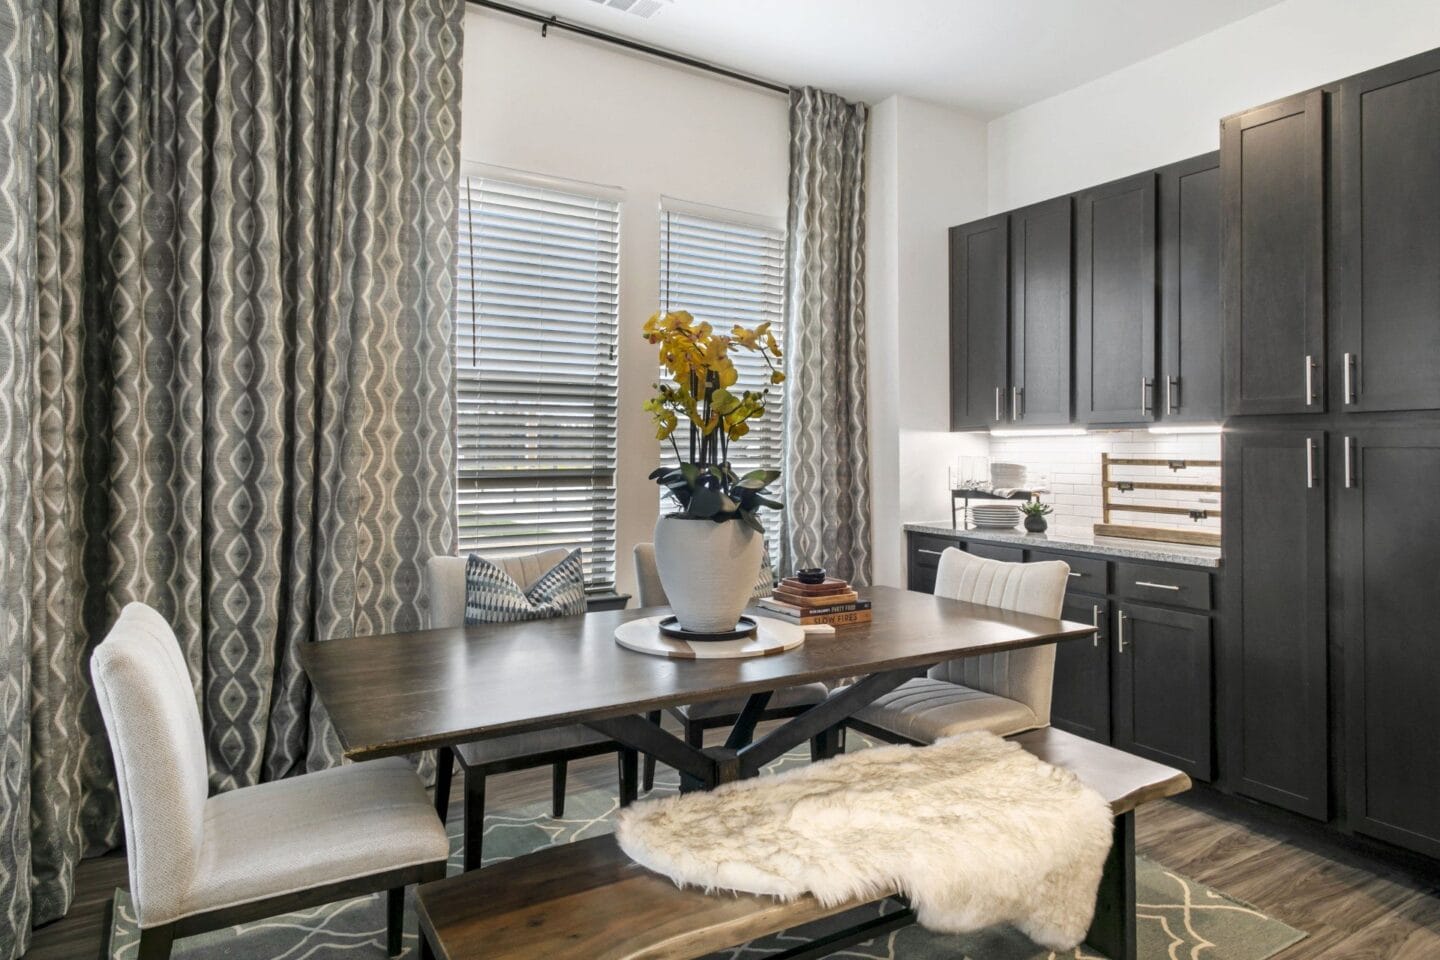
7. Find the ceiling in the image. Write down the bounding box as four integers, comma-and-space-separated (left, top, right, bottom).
482, 0, 1288, 116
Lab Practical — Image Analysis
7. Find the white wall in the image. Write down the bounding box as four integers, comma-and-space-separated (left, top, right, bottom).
460, 9, 789, 598
867, 96, 990, 587
987, 0, 1440, 211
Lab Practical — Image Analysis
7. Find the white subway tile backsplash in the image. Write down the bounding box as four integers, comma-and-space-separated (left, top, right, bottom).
986, 428, 1223, 534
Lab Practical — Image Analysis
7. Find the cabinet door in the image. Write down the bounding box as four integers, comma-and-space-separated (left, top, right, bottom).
1338, 427, 1440, 857
1053, 596, 1111, 743
1112, 601, 1213, 780
1158, 152, 1223, 423
1221, 430, 1329, 818
1009, 197, 1073, 426
1221, 90, 1326, 416
950, 216, 1009, 430
1335, 50, 1440, 413
1076, 172, 1157, 425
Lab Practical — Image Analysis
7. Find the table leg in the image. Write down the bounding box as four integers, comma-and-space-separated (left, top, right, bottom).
723, 691, 774, 750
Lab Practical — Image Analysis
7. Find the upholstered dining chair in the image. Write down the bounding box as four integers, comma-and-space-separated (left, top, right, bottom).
846, 547, 1069, 746
633, 542, 831, 790
92, 603, 449, 960
426, 550, 639, 871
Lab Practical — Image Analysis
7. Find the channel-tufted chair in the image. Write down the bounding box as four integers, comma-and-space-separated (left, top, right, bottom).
426, 550, 638, 872
847, 547, 1070, 745
92, 603, 448, 960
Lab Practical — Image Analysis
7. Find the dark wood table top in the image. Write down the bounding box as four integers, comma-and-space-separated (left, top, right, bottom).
300, 585, 1096, 761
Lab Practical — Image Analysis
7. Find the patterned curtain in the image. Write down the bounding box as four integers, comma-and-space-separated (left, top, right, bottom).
782, 87, 872, 586
0, 2, 462, 956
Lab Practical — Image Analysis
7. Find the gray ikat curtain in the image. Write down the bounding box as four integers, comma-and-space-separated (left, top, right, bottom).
782, 87, 873, 586
0, 1, 463, 955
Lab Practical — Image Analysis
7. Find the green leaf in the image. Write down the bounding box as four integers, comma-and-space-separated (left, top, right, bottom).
741, 469, 781, 485
680, 463, 700, 486
688, 486, 722, 518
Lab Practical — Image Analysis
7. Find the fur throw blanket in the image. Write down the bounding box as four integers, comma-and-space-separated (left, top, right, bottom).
615, 732, 1114, 950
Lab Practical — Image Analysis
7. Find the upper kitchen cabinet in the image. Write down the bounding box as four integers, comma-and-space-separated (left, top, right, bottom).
949, 214, 1010, 430
1076, 171, 1158, 425
1221, 90, 1326, 417
1158, 153, 1223, 423
1335, 49, 1440, 413
1008, 197, 1074, 426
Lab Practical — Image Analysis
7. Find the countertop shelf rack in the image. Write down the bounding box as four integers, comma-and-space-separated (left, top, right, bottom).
1097, 454, 1221, 547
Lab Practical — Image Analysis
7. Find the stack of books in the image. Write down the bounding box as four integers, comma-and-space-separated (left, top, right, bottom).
757, 576, 872, 627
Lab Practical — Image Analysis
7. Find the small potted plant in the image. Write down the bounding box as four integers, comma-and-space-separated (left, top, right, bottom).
1021, 500, 1053, 533
643, 310, 785, 635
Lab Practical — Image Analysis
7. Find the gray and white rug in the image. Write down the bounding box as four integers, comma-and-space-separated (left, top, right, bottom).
108, 744, 1306, 959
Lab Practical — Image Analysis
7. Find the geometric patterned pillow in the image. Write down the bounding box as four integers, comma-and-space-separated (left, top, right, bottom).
463, 548, 587, 625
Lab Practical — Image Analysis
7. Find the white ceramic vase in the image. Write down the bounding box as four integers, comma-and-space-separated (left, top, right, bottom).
653, 515, 763, 634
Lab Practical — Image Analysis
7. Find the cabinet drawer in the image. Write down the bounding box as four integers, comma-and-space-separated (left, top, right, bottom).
964, 542, 1026, 564
1030, 551, 1108, 596
909, 535, 959, 570
1113, 562, 1212, 610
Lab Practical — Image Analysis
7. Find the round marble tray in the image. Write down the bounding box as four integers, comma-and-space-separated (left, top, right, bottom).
614, 615, 806, 660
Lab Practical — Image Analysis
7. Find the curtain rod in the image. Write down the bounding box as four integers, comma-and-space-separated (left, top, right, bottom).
466, 0, 791, 96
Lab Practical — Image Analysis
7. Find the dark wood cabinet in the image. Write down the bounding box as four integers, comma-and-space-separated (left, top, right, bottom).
1076, 172, 1158, 425
1112, 601, 1213, 780
963, 541, 1025, 564
1335, 49, 1440, 414
1009, 197, 1073, 426
1221, 90, 1326, 416
1053, 595, 1111, 743
1221, 430, 1329, 819
1337, 426, 1440, 858
1158, 152, 1223, 423
949, 215, 1010, 430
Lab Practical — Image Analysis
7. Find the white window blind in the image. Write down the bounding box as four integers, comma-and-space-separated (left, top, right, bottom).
659, 208, 787, 560
455, 175, 620, 591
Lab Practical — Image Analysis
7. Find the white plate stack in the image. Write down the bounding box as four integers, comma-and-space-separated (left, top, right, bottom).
990, 462, 1028, 489
969, 503, 1022, 529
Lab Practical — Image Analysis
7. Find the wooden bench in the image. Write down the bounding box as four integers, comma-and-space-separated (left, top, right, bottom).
415, 728, 1191, 960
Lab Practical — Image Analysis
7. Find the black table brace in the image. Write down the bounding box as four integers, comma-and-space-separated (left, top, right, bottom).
585, 665, 929, 792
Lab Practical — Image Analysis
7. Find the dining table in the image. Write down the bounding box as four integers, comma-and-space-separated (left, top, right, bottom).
299, 584, 1097, 793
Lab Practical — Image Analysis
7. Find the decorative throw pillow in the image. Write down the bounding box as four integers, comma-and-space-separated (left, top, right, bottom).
463, 549, 587, 624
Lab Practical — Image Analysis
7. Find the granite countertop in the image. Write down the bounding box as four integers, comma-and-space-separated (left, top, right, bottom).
903, 521, 1222, 569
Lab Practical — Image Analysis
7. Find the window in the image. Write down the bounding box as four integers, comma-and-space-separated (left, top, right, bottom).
659, 206, 787, 560
454, 173, 620, 590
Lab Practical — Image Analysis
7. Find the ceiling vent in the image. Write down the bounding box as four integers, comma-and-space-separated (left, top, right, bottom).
586, 0, 673, 19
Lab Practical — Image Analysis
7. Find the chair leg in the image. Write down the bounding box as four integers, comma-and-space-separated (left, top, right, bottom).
642, 709, 662, 791
551, 760, 568, 818
386, 886, 405, 957
462, 771, 487, 872
137, 924, 175, 960
421, 936, 437, 960
618, 748, 639, 807
433, 746, 454, 824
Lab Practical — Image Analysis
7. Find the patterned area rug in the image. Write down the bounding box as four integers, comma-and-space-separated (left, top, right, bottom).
107, 743, 1305, 959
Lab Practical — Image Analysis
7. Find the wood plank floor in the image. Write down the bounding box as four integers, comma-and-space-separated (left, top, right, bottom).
24, 732, 1440, 959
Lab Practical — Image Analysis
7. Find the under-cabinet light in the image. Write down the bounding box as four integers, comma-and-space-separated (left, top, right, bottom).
989, 428, 1089, 438
1146, 425, 1223, 435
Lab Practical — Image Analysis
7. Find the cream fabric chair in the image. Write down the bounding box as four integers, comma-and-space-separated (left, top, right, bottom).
848, 547, 1069, 744
633, 543, 831, 788
92, 603, 448, 960
426, 551, 636, 872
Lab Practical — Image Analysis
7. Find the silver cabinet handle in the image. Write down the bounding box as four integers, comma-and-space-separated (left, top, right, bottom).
1140, 377, 1151, 414
1134, 580, 1180, 591
1117, 610, 1127, 653
1304, 354, 1316, 406
1305, 437, 1316, 489
1092, 604, 1102, 648
1164, 375, 1178, 415
1068, 571, 1083, 578
1344, 436, 1355, 489
917, 548, 946, 557
995, 386, 1002, 422
1343, 352, 1357, 405
1012, 385, 1023, 420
